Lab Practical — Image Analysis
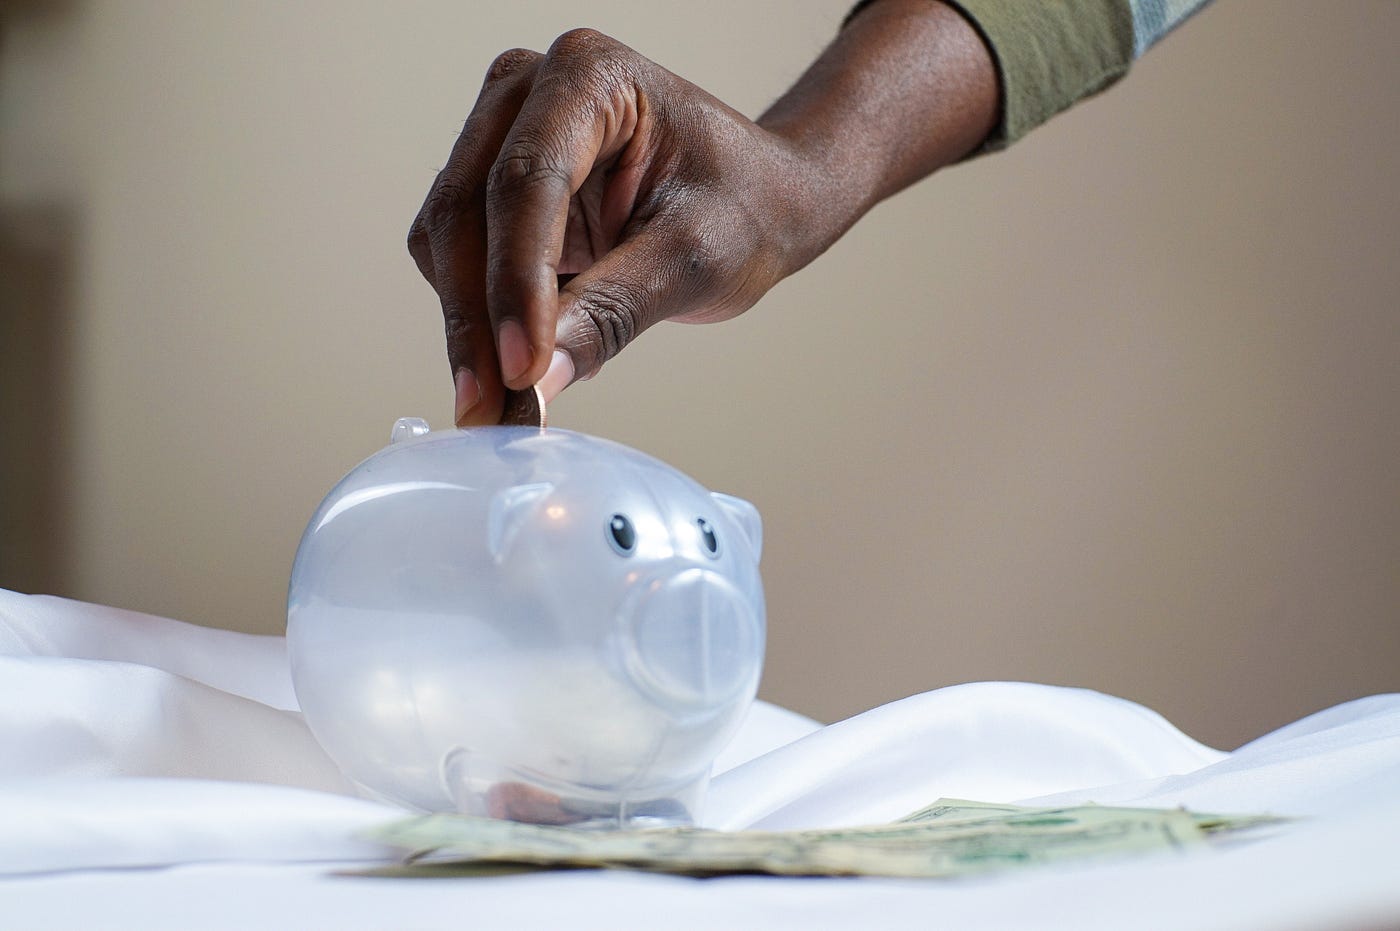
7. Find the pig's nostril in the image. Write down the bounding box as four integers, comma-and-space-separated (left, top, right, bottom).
621, 569, 760, 708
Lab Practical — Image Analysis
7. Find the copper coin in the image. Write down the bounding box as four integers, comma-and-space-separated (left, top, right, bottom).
499, 384, 547, 429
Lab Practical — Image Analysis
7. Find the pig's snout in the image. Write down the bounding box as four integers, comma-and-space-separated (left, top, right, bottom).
621, 567, 761, 710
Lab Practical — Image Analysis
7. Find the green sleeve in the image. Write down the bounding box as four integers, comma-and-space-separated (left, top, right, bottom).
946, 0, 1135, 150
845, 0, 1137, 151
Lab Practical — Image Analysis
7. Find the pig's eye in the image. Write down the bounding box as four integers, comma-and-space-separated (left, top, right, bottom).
696, 518, 720, 557
607, 514, 637, 556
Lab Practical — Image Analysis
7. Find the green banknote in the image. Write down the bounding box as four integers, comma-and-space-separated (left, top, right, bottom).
360, 799, 1284, 880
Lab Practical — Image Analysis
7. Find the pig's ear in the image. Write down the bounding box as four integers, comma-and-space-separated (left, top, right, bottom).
488, 482, 554, 562
711, 492, 762, 562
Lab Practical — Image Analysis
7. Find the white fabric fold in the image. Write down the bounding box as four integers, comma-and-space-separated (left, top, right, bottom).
0, 779, 398, 875
707, 681, 1224, 830
1, 592, 296, 708
1024, 693, 1400, 817
0, 655, 351, 790
5, 793, 1400, 931
1, 585, 1398, 931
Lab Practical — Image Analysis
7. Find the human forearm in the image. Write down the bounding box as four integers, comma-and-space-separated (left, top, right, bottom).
408, 0, 1216, 420
758, 0, 1000, 270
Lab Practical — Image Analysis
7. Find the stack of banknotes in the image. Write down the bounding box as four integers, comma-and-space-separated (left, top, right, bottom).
364, 798, 1282, 879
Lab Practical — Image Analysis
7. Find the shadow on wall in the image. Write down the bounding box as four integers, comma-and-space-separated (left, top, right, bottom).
0, 203, 76, 596
1, 0, 84, 594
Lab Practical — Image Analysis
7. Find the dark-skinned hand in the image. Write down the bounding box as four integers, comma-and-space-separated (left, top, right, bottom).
408, 3, 999, 425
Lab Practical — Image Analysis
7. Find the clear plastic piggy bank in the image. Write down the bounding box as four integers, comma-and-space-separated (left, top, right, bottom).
287, 419, 765, 827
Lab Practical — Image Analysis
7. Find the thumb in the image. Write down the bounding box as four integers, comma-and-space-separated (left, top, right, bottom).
545, 223, 715, 397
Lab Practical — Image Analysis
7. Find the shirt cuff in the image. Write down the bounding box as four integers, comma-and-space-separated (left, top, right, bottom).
845, 0, 1136, 152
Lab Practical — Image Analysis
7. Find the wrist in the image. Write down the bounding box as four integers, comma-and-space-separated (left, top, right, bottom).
755, 0, 999, 272
755, 122, 883, 278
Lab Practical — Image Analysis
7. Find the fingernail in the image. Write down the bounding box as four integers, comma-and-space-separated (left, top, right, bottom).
497, 319, 531, 384
538, 350, 574, 403
454, 368, 481, 426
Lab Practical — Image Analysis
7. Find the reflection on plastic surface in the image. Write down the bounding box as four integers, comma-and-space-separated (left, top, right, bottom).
287, 422, 766, 828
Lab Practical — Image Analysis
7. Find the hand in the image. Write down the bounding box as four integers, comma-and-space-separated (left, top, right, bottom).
408, 28, 827, 426
408, 4, 998, 426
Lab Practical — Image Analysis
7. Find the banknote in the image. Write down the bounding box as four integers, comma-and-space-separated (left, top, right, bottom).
360, 799, 1283, 880
897, 798, 1282, 837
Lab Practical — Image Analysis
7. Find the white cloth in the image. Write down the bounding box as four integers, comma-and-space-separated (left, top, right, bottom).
1, 589, 1397, 930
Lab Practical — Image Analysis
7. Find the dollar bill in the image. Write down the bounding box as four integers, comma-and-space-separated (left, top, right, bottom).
898, 798, 1282, 837
359, 799, 1283, 880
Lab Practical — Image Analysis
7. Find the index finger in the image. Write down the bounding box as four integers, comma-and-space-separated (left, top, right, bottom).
483, 28, 643, 390
418, 48, 543, 425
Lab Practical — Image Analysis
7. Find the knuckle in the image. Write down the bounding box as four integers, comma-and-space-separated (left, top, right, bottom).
406, 221, 435, 280
487, 141, 570, 197
484, 47, 540, 84
442, 307, 474, 343
573, 285, 644, 364
406, 216, 428, 255
442, 320, 472, 372
548, 27, 611, 64
423, 169, 471, 230
441, 303, 489, 365
669, 227, 716, 285
545, 28, 628, 89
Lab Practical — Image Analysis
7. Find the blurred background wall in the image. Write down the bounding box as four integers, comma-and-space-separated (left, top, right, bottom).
2, 1, 1395, 749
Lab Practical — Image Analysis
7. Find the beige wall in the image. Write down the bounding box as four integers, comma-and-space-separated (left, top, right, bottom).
3, 1, 1396, 749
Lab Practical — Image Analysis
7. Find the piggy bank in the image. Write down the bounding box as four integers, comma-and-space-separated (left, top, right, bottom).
286, 419, 765, 827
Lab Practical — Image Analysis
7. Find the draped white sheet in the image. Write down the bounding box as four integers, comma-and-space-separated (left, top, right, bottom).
2, 589, 1397, 930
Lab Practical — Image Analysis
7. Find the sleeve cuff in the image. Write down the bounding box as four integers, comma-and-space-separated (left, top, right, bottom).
846, 0, 1136, 152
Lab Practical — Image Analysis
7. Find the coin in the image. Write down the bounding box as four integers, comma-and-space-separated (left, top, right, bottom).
499, 384, 547, 429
